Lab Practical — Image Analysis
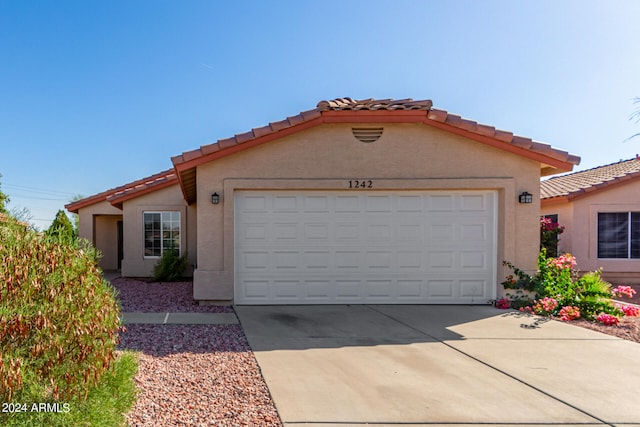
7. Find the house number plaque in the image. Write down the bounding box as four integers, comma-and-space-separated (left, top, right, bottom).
348, 180, 373, 189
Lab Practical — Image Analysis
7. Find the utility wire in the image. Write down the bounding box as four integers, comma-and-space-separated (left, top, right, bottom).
3, 183, 76, 197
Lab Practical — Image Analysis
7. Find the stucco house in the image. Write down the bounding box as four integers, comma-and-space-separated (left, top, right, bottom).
66, 97, 579, 305
541, 157, 640, 285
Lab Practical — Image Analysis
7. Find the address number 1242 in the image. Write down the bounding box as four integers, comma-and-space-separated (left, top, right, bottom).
348, 180, 373, 189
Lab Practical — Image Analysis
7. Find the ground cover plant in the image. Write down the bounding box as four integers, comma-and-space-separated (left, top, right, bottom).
0, 212, 137, 426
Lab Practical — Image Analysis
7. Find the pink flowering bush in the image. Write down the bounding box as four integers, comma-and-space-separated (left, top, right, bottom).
618, 304, 640, 317
612, 285, 637, 299
532, 297, 559, 315
503, 250, 632, 323
596, 313, 620, 326
495, 298, 511, 309
558, 305, 581, 321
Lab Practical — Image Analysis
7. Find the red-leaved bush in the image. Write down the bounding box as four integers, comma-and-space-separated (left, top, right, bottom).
0, 216, 121, 401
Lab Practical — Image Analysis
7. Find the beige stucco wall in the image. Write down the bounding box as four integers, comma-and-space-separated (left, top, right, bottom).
191, 123, 542, 301
77, 201, 123, 271
543, 180, 640, 284
121, 184, 197, 278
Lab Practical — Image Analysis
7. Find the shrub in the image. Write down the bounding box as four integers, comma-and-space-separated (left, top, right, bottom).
153, 249, 188, 282
0, 216, 121, 401
502, 250, 628, 322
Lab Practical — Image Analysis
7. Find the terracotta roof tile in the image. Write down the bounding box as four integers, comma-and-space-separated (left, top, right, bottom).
200, 143, 221, 155
252, 125, 273, 138
217, 137, 237, 149
512, 135, 533, 149
493, 130, 514, 143
235, 130, 255, 144
475, 124, 496, 137
541, 157, 640, 200
66, 169, 177, 213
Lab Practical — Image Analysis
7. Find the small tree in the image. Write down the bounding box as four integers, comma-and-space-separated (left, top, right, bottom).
46, 209, 76, 243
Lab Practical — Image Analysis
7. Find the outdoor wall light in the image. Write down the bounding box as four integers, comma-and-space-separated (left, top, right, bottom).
518, 191, 533, 204
211, 193, 220, 204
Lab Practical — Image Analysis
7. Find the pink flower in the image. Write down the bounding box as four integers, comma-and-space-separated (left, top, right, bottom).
618, 305, 640, 317
495, 298, 511, 309
532, 297, 558, 314
540, 217, 565, 232
550, 254, 577, 270
611, 285, 637, 299
519, 306, 534, 314
595, 313, 620, 326
558, 305, 580, 321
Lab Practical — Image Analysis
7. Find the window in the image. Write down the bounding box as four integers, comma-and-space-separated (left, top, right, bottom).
597, 212, 640, 259
144, 211, 180, 257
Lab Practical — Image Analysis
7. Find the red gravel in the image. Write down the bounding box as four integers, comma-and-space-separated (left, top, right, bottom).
119, 325, 281, 426
113, 277, 281, 426
111, 277, 233, 313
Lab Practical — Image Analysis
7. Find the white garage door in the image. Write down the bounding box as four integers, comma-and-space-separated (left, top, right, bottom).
234, 190, 497, 304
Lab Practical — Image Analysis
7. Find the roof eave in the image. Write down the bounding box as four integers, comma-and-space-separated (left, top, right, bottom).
423, 119, 579, 174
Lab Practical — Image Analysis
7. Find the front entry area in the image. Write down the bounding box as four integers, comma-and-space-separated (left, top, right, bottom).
234, 190, 497, 304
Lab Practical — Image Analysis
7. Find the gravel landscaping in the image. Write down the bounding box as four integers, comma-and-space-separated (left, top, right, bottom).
112, 277, 233, 313
114, 278, 281, 426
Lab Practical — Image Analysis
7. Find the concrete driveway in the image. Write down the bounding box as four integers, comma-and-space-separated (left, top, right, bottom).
235, 305, 640, 426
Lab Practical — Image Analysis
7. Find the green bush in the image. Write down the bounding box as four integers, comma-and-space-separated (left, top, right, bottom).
153, 249, 188, 282
0, 216, 122, 402
45, 210, 76, 243
502, 250, 627, 321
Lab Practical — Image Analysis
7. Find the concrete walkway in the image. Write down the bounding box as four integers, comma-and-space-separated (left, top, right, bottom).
121, 312, 238, 325
236, 305, 640, 426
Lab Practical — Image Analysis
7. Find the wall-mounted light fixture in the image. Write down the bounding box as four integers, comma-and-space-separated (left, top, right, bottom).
518, 191, 533, 204
211, 192, 220, 204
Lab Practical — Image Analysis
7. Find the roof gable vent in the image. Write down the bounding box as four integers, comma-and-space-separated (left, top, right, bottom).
352, 127, 383, 143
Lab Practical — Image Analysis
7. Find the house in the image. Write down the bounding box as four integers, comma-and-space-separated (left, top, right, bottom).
66, 97, 579, 304
541, 157, 640, 285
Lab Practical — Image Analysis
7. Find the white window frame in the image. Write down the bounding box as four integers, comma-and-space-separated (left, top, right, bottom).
143, 211, 181, 259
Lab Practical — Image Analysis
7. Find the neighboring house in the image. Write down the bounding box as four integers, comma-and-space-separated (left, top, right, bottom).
541, 157, 640, 285
67, 97, 579, 305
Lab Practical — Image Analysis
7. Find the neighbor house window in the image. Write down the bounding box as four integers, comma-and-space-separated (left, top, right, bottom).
597, 212, 640, 259
144, 211, 180, 257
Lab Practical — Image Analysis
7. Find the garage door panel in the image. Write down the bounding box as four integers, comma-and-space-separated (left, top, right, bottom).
235, 190, 496, 304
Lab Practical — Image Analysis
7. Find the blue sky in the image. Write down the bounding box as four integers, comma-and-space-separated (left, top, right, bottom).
1, 0, 639, 229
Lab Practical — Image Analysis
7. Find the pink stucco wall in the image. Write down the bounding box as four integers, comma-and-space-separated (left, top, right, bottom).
542, 179, 640, 284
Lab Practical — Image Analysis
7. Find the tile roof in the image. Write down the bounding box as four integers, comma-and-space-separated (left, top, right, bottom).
541, 157, 640, 201
172, 97, 580, 204
65, 169, 177, 213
